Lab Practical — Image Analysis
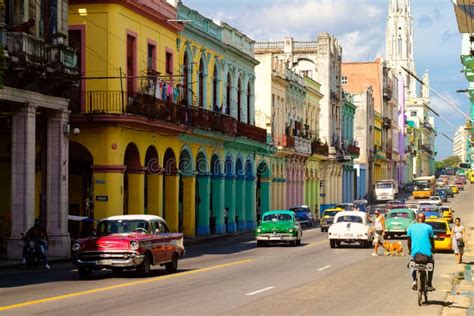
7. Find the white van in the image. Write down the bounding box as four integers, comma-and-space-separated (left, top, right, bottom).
375, 179, 398, 201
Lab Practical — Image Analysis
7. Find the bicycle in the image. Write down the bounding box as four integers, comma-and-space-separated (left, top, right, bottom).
408, 260, 434, 306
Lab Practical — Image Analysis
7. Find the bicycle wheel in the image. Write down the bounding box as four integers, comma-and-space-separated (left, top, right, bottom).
418, 271, 426, 306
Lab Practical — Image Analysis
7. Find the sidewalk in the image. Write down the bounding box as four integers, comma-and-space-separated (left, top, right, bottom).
441, 185, 474, 316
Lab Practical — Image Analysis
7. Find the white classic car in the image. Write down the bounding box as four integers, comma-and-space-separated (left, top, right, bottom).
328, 211, 374, 248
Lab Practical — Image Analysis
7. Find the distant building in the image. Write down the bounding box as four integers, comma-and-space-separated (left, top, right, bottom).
453, 126, 469, 162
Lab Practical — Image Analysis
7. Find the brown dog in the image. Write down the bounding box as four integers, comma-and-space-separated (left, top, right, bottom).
383, 241, 404, 256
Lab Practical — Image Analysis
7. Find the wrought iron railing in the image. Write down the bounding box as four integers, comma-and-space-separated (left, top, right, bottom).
311, 139, 329, 156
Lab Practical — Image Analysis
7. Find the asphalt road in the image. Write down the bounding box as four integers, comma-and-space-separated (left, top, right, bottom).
0, 185, 472, 316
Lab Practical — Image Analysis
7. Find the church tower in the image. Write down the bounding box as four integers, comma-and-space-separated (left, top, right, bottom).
386, 0, 417, 97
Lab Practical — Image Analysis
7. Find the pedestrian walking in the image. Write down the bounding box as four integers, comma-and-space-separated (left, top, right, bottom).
452, 217, 465, 264
372, 210, 386, 256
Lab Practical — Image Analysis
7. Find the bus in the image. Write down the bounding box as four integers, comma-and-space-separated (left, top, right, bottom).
412, 176, 436, 199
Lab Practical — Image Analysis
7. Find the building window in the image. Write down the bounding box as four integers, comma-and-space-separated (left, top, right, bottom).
199, 60, 204, 108
226, 72, 231, 115
237, 79, 242, 122
166, 51, 173, 75
342, 76, 348, 85
301, 70, 312, 77
183, 52, 190, 105
410, 111, 417, 116
126, 34, 136, 94
212, 66, 218, 111
147, 43, 156, 71
247, 83, 251, 124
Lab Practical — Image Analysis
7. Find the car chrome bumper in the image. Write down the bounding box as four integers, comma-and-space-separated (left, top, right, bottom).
256, 235, 297, 241
73, 254, 145, 268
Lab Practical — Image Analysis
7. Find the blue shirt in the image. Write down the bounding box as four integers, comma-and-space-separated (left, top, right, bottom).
407, 223, 434, 257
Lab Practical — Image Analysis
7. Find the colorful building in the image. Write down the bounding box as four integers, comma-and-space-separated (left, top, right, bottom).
341, 93, 359, 203
67, 0, 268, 237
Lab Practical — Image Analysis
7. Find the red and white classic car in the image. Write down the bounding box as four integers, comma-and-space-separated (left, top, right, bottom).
71, 215, 185, 279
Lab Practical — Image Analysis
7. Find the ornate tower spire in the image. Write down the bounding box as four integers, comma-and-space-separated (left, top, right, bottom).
386, 0, 417, 98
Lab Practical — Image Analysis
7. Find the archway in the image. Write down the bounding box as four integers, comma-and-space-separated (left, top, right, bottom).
68, 142, 94, 239
124, 143, 142, 215
145, 146, 161, 216
163, 148, 178, 231
179, 147, 194, 235
224, 154, 235, 232
195, 150, 209, 235
256, 160, 271, 224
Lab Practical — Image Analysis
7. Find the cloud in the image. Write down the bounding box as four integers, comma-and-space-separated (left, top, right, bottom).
185, 0, 386, 62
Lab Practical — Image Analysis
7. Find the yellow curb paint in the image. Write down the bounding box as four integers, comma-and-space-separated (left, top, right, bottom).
0, 259, 254, 312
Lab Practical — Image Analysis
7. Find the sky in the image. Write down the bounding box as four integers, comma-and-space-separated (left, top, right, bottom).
182, 0, 469, 160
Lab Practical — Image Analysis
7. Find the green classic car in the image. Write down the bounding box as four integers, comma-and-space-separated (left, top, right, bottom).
255, 210, 302, 247
384, 208, 416, 239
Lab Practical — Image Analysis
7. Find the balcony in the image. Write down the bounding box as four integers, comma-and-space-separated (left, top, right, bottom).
386, 147, 392, 160
295, 137, 311, 155
383, 116, 392, 128
6, 31, 46, 70
71, 90, 267, 143
421, 144, 434, 156
347, 144, 360, 157
46, 43, 78, 77
311, 139, 329, 156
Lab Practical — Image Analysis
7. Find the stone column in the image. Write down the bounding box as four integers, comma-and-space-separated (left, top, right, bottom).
212, 175, 225, 234
91, 165, 125, 220
245, 176, 256, 230
8, 105, 37, 259
196, 174, 211, 236
259, 177, 271, 215
127, 167, 146, 214
164, 173, 179, 232
147, 172, 163, 217
182, 175, 196, 237
224, 175, 236, 233
235, 175, 246, 231
46, 110, 71, 257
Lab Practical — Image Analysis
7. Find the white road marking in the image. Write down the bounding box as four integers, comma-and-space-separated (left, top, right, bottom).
245, 286, 275, 296
317, 264, 332, 271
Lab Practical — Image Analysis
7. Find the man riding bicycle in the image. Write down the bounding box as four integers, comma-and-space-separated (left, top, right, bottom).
407, 213, 435, 291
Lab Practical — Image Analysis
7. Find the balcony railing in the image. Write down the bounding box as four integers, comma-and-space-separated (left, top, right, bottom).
295, 136, 311, 155
6, 31, 46, 67
311, 139, 329, 156
347, 144, 360, 156
72, 90, 267, 143
421, 144, 434, 156
383, 116, 392, 128
46, 44, 78, 75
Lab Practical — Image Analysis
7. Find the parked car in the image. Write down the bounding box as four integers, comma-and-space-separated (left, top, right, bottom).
435, 189, 448, 202
71, 215, 185, 279
439, 206, 454, 223
384, 208, 416, 239
320, 208, 343, 232
328, 211, 374, 248
426, 218, 453, 252
255, 210, 302, 246
404, 202, 420, 214
289, 206, 314, 227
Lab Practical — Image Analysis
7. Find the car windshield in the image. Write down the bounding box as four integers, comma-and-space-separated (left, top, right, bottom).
376, 183, 393, 189
389, 212, 410, 218
426, 222, 447, 232
323, 211, 339, 217
263, 213, 292, 222
336, 215, 363, 223
440, 207, 450, 212
97, 219, 150, 235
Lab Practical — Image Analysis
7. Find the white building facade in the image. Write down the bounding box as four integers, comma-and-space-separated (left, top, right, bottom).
453, 126, 469, 162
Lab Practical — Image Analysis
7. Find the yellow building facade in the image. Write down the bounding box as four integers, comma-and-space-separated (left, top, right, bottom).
68, 1, 269, 238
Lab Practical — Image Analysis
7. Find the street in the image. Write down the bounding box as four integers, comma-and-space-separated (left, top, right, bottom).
0, 185, 472, 316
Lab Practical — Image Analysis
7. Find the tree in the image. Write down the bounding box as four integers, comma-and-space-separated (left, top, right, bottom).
435, 156, 461, 169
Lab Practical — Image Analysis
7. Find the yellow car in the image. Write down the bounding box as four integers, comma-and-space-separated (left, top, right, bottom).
426, 218, 453, 252
450, 185, 459, 194
439, 206, 454, 223
320, 208, 343, 232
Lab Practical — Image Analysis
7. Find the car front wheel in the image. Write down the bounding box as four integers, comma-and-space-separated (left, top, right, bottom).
165, 253, 178, 274
137, 254, 151, 277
